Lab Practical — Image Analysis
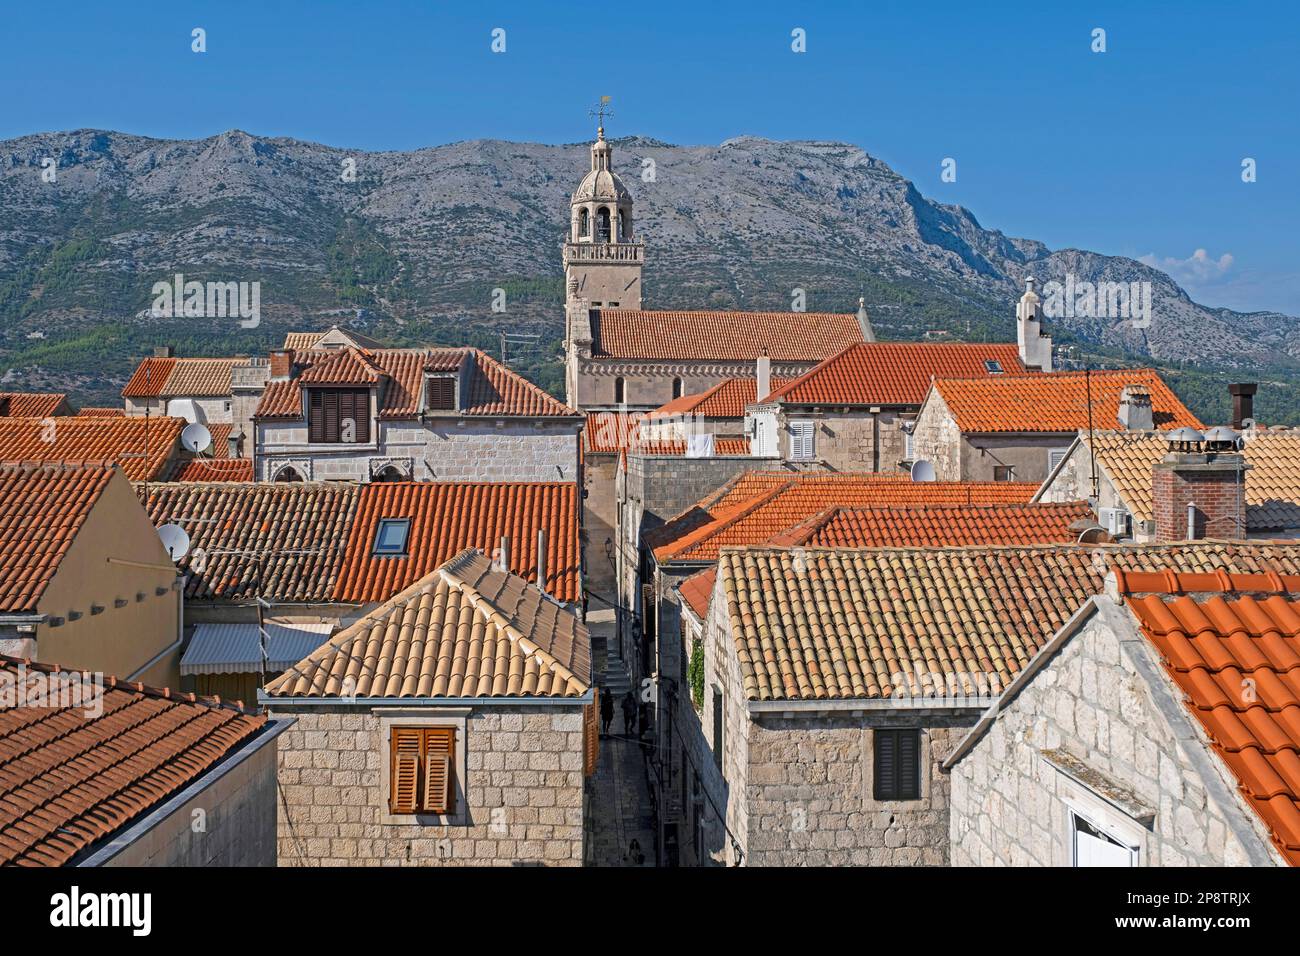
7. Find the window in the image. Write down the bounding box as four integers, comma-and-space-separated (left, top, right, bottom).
903, 427, 915, 461
993, 465, 1015, 482
389, 727, 455, 815
789, 420, 816, 460
308, 388, 370, 444
672, 377, 684, 399
578, 207, 589, 238
596, 206, 611, 242
1048, 447, 1070, 474
273, 465, 304, 482
426, 375, 456, 411
873, 728, 921, 801
613, 377, 625, 404
618, 209, 628, 240
711, 687, 724, 769
224, 400, 232, 413
1071, 812, 1136, 866
984, 359, 1005, 374
372, 518, 411, 556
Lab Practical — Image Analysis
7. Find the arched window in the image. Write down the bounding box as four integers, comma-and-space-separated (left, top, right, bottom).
596, 207, 611, 243
373, 465, 405, 482
578, 208, 589, 238
274, 465, 304, 483
618, 209, 628, 241
614, 377, 625, 404
672, 377, 683, 399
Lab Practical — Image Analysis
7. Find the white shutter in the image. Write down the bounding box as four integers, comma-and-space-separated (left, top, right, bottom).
790, 421, 815, 461
1048, 448, 1069, 474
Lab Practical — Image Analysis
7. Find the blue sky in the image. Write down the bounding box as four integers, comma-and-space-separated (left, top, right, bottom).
4, 0, 1297, 314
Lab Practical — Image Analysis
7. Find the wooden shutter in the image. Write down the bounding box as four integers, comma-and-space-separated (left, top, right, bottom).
308, 389, 324, 443
874, 729, 921, 800
422, 727, 455, 814
897, 729, 920, 800
583, 690, 600, 777
391, 727, 423, 813
874, 729, 897, 800
427, 376, 455, 410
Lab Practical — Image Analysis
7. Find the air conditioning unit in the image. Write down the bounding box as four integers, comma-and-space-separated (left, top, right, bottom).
1098, 507, 1131, 537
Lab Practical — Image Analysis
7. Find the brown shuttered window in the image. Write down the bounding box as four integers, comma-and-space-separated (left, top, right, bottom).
426, 375, 456, 411
874, 728, 921, 801
390, 726, 456, 815
308, 388, 370, 443
583, 689, 600, 777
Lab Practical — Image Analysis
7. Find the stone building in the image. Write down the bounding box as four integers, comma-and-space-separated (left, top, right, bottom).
911, 368, 1201, 484
946, 567, 1300, 866
1035, 426, 1300, 542
122, 348, 245, 425
561, 126, 869, 413
0, 656, 287, 866
262, 550, 596, 867
677, 541, 1300, 866
252, 344, 581, 483
0, 390, 73, 417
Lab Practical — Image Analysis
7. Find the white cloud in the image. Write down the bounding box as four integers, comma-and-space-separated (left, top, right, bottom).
1139, 248, 1235, 285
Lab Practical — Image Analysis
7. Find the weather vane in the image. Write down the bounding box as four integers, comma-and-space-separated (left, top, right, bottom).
588, 95, 613, 135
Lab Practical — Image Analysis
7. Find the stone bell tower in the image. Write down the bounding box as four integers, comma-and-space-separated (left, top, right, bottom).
563, 108, 645, 408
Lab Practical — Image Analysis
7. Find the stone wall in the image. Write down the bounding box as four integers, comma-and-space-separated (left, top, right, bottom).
570, 358, 816, 411
963, 433, 1075, 483
774, 406, 913, 473
272, 703, 587, 866
257, 419, 580, 483
910, 391, 963, 480
949, 606, 1282, 866
582, 453, 619, 598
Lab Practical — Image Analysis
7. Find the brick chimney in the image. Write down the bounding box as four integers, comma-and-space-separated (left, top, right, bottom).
1117, 384, 1154, 431
1152, 430, 1249, 542
269, 348, 295, 381
1228, 382, 1257, 429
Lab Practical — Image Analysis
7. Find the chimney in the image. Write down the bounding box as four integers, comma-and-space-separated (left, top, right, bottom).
227, 429, 243, 459
1016, 277, 1053, 372
856, 296, 876, 343
756, 352, 771, 403
1228, 382, 1257, 429
536, 529, 547, 595
269, 348, 294, 381
496, 535, 510, 573
153, 345, 174, 358
1151, 427, 1249, 542
1117, 384, 1154, 431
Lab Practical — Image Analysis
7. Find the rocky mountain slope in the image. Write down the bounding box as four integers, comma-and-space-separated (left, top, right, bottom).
1, 128, 1296, 408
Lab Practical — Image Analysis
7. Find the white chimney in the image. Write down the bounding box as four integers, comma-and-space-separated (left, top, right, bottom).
536, 529, 547, 595
1016, 277, 1053, 372
756, 352, 772, 403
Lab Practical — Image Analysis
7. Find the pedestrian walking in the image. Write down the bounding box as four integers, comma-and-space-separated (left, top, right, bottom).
621, 690, 636, 736
600, 689, 614, 736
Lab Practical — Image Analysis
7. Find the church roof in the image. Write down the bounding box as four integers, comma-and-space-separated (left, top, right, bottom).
590, 309, 864, 362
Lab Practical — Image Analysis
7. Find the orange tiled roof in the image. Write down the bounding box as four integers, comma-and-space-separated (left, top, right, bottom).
583, 411, 749, 459
0, 655, 265, 866
266, 550, 591, 699
146, 482, 358, 602
653, 473, 1040, 563
678, 567, 717, 621
1117, 569, 1300, 865
764, 342, 1025, 407
335, 482, 580, 604
283, 327, 385, 351
170, 458, 254, 482
254, 348, 575, 420
0, 417, 184, 481
719, 543, 1300, 703
76, 407, 125, 417
0, 461, 117, 613
592, 309, 864, 361
769, 502, 1095, 548
296, 347, 384, 386
0, 392, 71, 417
647, 377, 794, 420
1084, 430, 1300, 531
933, 368, 1201, 433
121, 357, 239, 398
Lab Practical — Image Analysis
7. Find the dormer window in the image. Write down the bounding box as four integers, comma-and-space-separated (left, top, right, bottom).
426, 374, 458, 412
308, 388, 370, 444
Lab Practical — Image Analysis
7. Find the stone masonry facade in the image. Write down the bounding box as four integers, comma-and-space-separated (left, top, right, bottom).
272, 704, 587, 866
949, 608, 1281, 866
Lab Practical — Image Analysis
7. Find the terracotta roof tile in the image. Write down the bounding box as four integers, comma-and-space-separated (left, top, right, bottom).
653, 473, 1040, 563
145, 482, 358, 602
121, 357, 176, 398
765, 342, 1026, 407
678, 567, 717, 621
1084, 430, 1300, 530
0, 655, 265, 866
0, 417, 184, 481
934, 369, 1201, 433
584, 412, 750, 458
648, 377, 794, 420
75, 407, 125, 417
335, 482, 580, 604
769, 502, 1095, 548
719, 542, 1300, 704
296, 347, 384, 386
169, 458, 254, 482
0, 392, 71, 418
593, 309, 864, 361
122, 358, 240, 398
265, 550, 590, 699
1119, 570, 1300, 865
283, 328, 385, 351
0, 461, 117, 613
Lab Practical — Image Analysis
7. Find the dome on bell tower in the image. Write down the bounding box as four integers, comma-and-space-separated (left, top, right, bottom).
568, 125, 635, 245
572, 129, 633, 205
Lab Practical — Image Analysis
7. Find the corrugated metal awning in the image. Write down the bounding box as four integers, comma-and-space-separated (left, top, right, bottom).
180, 621, 335, 676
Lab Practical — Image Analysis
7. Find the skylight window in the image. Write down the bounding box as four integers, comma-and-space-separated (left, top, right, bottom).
372, 518, 411, 557
984, 359, 1004, 374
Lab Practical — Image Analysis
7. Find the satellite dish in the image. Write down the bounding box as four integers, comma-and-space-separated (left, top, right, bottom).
167, 398, 206, 425
181, 422, 213, 454
157, 524, 191, 561
910, 459, 936, 482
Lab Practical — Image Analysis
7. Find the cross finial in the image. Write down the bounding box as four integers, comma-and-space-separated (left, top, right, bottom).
588, 95, 613, 138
